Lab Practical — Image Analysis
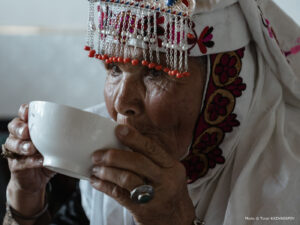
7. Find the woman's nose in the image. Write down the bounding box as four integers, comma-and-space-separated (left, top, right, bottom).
114, 77, 143, 117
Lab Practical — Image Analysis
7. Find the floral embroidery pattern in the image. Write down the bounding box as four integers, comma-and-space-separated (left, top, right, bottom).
187, 25, 215, 54
207, 93, 230, 121
182, 47, 246, 183
197, 26, 215, 54
215, 54, 239, 84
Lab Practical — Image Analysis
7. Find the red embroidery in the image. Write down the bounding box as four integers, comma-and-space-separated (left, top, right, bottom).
215, 54, 238, 84
187, 25, 215, 54
197, 26, 215, 54
284, 38, 300, 57
182, 48, 246, 183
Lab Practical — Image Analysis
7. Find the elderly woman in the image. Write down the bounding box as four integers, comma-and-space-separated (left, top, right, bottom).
2, 0, 300, 224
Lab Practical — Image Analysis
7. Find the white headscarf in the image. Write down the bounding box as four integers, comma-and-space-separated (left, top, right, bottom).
80, 0, 300, 224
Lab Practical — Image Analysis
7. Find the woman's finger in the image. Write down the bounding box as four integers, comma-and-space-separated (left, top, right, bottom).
92, 149, 162, 182
115, 125, 175, 168
7, 118, 30, 140
4, 135, 37, 156
8, 155, 43, 172
91, 166, 144, 192
90, 177, 136, 210
18, 104, 29, 122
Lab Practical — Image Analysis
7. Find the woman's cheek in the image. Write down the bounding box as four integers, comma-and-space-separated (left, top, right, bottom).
104, 80, 118, 121
145, 87, 180, 129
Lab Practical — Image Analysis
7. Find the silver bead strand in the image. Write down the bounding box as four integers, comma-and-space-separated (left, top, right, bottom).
106, 7, 115, 57
103, 3, 110, 57
169, 15, 174, 71
179, 16, 184, 73
141, 10, 147, 63
123, 6, 133, 60
88, 0, 96, 49
147, 9, 153, 63
153, 10, 160, 66
174, 15, 178, 72
132, 6, 140, 58
97, 1, 102, 55
163, 12, 170, 69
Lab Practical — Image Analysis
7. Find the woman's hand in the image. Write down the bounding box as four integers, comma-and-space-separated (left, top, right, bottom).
4, 104, 55, 220
91, 124, 195, 225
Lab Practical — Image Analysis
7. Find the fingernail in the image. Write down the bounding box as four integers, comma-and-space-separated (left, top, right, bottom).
17, 126, 25, 137
117, 125, 129, 136
38, 158, 43, 164
92, 166, 100, 174
21, 142, 31, 154
92, 154, 103, 163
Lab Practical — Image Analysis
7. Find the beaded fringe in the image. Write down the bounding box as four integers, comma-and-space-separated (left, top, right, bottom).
84, 0, 192, 78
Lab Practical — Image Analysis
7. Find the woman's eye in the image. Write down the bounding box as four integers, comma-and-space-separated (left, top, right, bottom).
109, 64, 121, 77
148, 69, 162, 78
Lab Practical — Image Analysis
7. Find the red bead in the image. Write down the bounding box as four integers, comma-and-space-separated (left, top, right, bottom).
105, 59, 112, 64
88, 50, 96, 57
117, 57, 123, 63
187, 33, 195, 39
183, 71, 190, 77
84, 46, 91, 51
155, 65, 163, 70
95, 54, 100, 59
124, 58, 131, 63
170, 70, 178, 76
176, 72, 183, 78
131, 59, 139, 66
148, 62, 156, 69
142, 60, 149, 66
113, 57, 118, 62
103, 54, 109, 60
163, 67, 170, 73
109, 57, 114, 62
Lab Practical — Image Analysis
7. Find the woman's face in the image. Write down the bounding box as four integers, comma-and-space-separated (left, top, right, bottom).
104, 50, 207, 160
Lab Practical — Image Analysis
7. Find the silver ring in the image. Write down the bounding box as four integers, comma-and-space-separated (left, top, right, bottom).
130, 185, 154, 204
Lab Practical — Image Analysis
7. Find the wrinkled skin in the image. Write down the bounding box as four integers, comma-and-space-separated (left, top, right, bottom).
4, 49, 207, 225
91, 50, 207, 225
4, 104, 56, 225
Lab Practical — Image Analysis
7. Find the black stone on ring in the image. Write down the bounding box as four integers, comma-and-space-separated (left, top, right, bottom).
130, 185, 154, 204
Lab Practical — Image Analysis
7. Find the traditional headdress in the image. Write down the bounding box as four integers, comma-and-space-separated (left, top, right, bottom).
83, 0, 244, 78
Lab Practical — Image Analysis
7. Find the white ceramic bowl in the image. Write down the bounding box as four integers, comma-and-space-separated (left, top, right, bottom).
28, 101, 121, 180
